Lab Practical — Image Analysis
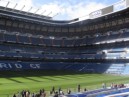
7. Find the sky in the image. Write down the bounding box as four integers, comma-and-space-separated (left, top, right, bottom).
0, 0, 124, 20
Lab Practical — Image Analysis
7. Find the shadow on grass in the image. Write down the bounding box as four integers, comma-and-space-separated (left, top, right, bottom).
23, 77, 42, 82
39, 76, 59, 81
0, 70, 89, 78
52, 76, 73, 80
6, 78, 22, 83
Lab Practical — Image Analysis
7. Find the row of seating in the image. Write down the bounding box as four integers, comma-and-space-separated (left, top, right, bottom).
0, 29, 129, 46
0, 51, 104, 59
1, 42, 129, 60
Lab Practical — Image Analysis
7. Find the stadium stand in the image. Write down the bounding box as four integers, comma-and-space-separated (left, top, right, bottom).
1, 0, 129, 96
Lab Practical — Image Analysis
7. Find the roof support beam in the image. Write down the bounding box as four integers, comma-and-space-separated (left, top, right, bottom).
52, 13, 59, 18
47, 11, 52, 16
5, 1, 10, 8
13, 3, 17, 9
21, 5, 25, 11
28, 7, 32, 12
34, 8, 39, 14
41, 10, 46, 15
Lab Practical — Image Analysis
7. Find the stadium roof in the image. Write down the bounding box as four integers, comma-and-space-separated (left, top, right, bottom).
0, 0, 128, 21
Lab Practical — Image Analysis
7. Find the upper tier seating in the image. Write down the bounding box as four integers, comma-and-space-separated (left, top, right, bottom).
0, 28, 129, 47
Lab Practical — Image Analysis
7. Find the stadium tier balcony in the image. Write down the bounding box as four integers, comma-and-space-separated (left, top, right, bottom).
18, 35, 30, 44
30, 37, 43, 45
0, 28, 129, 46
4, 34, 17, 43
52, 39, 63, 46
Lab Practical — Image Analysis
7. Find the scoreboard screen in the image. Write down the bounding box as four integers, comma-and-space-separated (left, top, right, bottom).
126, 0, 129, 7
89, 5, 113, 18
101, 5, 113, 15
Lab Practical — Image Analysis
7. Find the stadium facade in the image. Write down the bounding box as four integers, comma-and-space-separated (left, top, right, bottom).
0, 0, 129, 75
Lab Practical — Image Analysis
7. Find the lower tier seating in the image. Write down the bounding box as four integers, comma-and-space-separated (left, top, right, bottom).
0, 61, 129, 75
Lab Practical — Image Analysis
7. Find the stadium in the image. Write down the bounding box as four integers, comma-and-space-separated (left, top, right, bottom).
0, 0, 129, 97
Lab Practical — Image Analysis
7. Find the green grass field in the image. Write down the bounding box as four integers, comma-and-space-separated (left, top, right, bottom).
0, 70, 129, 97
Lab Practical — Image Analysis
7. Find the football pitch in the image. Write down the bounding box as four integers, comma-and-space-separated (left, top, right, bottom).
0, 70, 129, 97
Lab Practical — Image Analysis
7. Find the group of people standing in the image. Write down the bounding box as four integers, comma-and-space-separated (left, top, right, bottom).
12, 84, 86, 97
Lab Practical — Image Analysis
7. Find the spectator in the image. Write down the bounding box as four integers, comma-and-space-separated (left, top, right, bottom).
59, 90, 64, 95
42, 88, 45, 93
17, 92, 20, 97
114, 84, 118, 89
21, 90, 25, 97
54, 91, 58, 97
49, 91, 53, 97
84, 88, 87, 92
78, 84, 81, 92
58, 87, 61, 93
102, 83, 106, 89
52, 86, 55, 93
24, 90, 26, 97
32, 93, 35, 97
13, 94, 16, 97
40, 89, 42, 95
26, 90, 30, 97
67, 89, 71, 94
111, 83, 114, 89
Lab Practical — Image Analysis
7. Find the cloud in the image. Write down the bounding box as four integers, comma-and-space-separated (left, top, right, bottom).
0, 0, 107, 20
38, 0, 106, 20
56, 1, 106, 20
40, 1, 61, 17
67, 2, 106, 19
